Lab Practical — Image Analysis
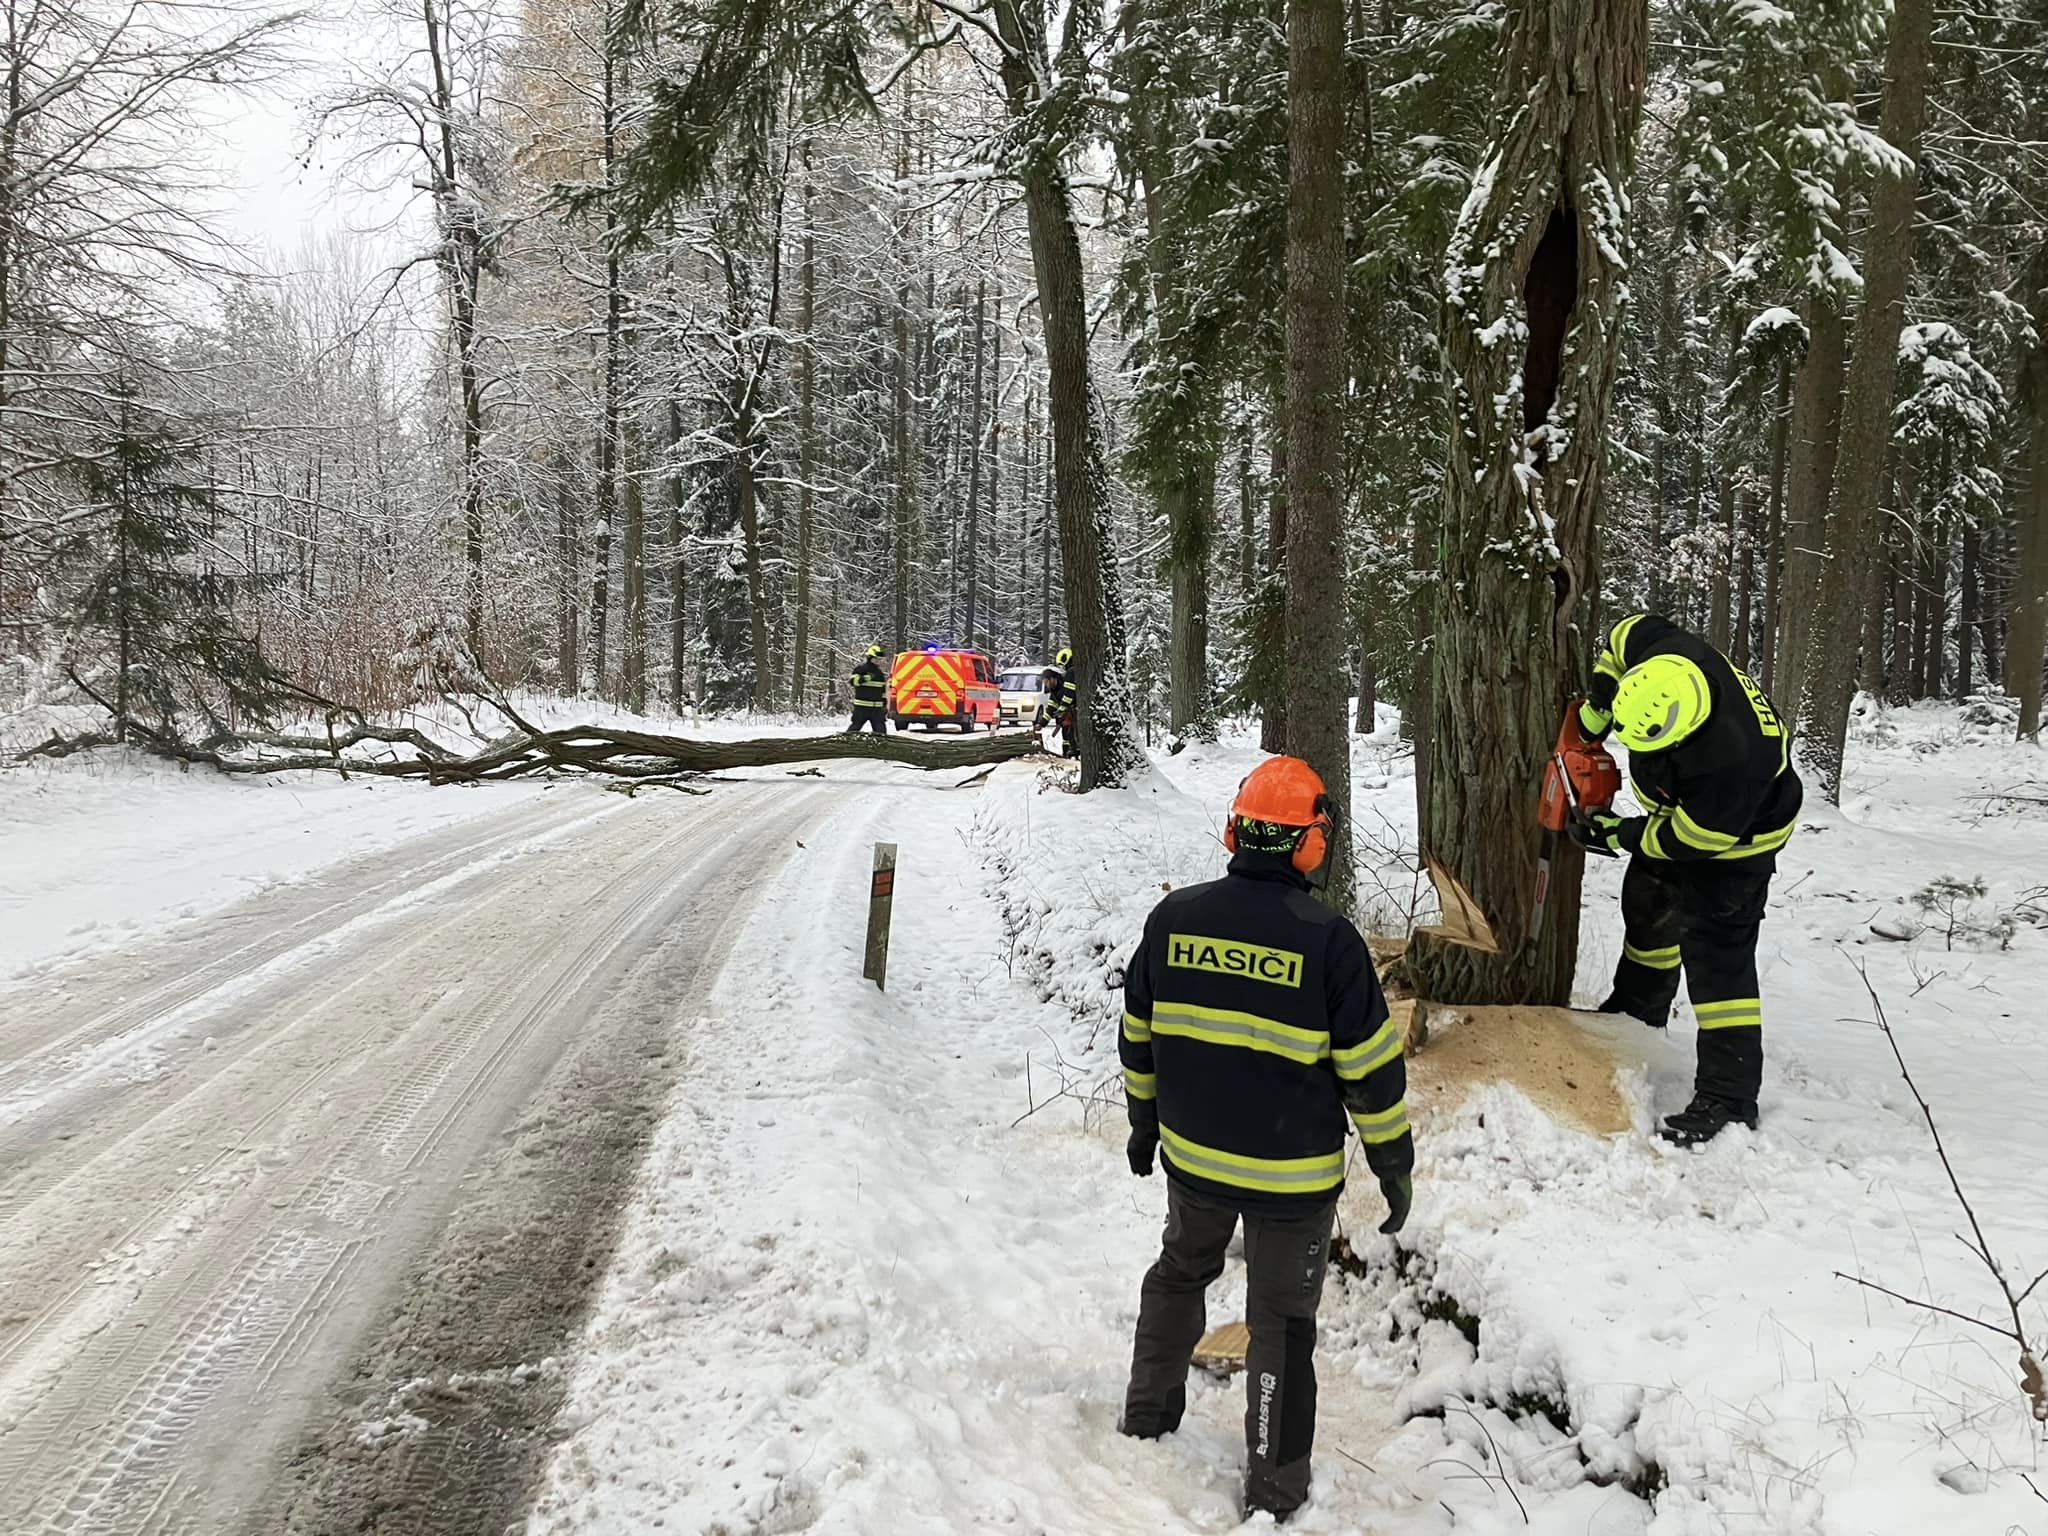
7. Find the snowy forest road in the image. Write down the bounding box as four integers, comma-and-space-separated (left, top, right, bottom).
0, 779, 839, 1535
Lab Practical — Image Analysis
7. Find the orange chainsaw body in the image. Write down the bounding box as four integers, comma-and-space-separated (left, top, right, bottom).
1539, 709, 1621, 833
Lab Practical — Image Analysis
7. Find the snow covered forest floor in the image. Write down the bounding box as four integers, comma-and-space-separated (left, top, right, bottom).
511, 702, 2048, 1536
5, 704, 2046, 1534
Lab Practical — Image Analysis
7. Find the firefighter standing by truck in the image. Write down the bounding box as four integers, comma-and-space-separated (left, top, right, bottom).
847, 645, 889, 735
1567, 612, 1803, 1147
1040, 646, 1079, 758
1118, 757, 1413, 1523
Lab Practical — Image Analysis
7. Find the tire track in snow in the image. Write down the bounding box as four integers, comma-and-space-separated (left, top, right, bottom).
0, 780, 834, 1535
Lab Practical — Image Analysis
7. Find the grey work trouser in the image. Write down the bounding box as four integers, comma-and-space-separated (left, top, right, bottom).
1122, 1179, 1336, 1515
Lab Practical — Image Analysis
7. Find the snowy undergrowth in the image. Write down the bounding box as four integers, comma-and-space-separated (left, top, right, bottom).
968, 705, 2048, 1535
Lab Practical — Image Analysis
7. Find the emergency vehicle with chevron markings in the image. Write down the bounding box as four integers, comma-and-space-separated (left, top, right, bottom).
888, 646, 1002, 731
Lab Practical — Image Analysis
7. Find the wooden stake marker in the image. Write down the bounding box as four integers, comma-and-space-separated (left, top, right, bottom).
863, 843, 898, 991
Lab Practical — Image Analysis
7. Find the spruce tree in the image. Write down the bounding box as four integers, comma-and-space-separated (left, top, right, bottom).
54, 380, 288, 743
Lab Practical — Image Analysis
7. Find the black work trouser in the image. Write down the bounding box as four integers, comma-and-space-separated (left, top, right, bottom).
847, 705, 887, 735
1124, 1180, 1335, 1515
1609, 854, 1772, 1114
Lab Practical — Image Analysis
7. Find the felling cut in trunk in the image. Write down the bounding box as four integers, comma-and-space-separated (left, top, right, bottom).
1409, 0, 1650, 1009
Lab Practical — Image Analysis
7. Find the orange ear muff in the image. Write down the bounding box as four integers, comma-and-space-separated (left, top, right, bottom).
1291, 795, 1336, 875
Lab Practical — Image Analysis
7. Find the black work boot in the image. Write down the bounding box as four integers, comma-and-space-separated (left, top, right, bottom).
1659, 1094, 1758, 1148
1594, 992, 1669, 1029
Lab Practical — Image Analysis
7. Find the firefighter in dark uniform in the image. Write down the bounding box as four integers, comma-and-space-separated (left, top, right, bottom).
1568, 612, 1804, 1147
1041, 645, 1079, 758
847, 645, 889, 735
1118, 757, 1413, 1522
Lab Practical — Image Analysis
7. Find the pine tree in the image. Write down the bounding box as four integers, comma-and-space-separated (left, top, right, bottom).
53, 380, 289, 742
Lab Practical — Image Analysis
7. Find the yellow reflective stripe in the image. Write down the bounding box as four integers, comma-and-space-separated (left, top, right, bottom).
1332, 1018, 1403, 1081
1713, 820, 1795, 859
1159, 1125, 1345, 1193
1150, 1001, 1330, 1065
1352, 1102, 1411, 1145
1580, 701, 1614, 735
1124, 1069, 1156, 1101
1122, 1010, 1151, 1044
1694, 997, 1762, 1030
1609, 613, 1646, 666
1639, 812, 1673, 859
1673, 804, 1739, 852
1623, 941, 1682, 970
1593, 653, 1626, 682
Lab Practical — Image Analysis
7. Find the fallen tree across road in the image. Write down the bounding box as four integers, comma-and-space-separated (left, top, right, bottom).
17, 717, 1046, 782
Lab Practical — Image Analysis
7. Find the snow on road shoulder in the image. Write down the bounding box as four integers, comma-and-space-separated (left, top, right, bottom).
0, 752, 558, 980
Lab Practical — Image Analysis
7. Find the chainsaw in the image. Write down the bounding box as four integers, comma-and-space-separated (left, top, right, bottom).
1529, 703, 1621, 947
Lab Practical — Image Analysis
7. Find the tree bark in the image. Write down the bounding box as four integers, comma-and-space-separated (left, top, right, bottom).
1758, 350, 1793, 696
1777, 292, 1849, 693
622, 418, 647, 713
1795, 0, 1936, 799
1261, 408, 1289, 753
992, 0, 1144, 788
792, 155, 816, 708
667, 400, 689, 707
965, 278, 986, 648
1285, 0, 1354, 911
2011, 242, 2048, 739
1410, 0, 1647, 1006
554, 447, 579, 694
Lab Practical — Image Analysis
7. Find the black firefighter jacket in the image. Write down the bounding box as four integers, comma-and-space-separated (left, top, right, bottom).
1120, 853, 1413, 1208
1580, 613, 1804, 868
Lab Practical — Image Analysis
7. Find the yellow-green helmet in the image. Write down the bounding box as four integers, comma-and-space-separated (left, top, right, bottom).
1612, 654, 1711, 753
1056, 646, 1072, 667
866, 644, 884, 658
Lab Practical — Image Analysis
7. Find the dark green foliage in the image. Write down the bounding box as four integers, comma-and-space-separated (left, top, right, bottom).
608, 0, 885, 233
52, 381, 289, 740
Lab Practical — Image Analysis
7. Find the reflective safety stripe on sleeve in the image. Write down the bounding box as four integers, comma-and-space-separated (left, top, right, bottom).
1693, 997, 1762, 1030
1148, 1001, 1330, 1066
1158, 1125, 1345, 1194
1124, 1068, 1157, 1101
1639, 812, 1673, 859
1580, 701, 1614, 736
1122, 1010, 1152, 1044
1331, 1018, 1403, 1081
1714, 819, 1795, 860
1672, 804, 1740, 852
1350, 1102, 1411, 1146
1623, 941, 1682, 970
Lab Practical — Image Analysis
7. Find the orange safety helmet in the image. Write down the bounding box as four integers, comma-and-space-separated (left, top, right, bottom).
1222, 756, 1336, 875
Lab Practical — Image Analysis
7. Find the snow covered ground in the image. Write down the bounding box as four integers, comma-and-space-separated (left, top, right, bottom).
0, 697, 850, 981
529, 702, 2048, 1536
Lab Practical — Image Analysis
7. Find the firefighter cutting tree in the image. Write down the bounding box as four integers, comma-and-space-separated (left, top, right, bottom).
1117, 757, 1412, 1523
1569, 612, 1804, 1147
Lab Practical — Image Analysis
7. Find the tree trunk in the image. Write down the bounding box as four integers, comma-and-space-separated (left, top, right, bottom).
2011, 242, 2048, 739
965, 278, 986, 648
1261, 409, 1289, 753
1238, 432, 1258, 600
792, 157, 816, 708
1285, 0, 1354, 912
993, 0, 1144, 788
1758, 351, 1793, 696
622, 418, 646, 713
1777, 292, 1849, 693
1409, 0, 1648, 1006
555, 448, 579, 695
667, 400, 689, 707
1795, 0, 1936, 800
739, 414, 772, 710
1959, 514, 1979, 697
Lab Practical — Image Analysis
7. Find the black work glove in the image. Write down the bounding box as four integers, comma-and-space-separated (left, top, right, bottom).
1566, 807, 1624, 857
1127, 1126, 1158, 1178
1377, 1171, 1413, 1235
